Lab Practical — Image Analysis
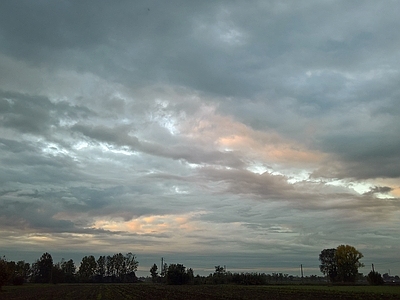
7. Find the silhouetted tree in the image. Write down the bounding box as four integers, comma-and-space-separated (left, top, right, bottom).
166, 264, 192, 285
367, 270, 384, 285
35, 253, 53, 283
150, 263, 158, 283
0, 257, 11, 290
60, 259, 76, 283
15, 261, 30, 283
96, 256, 106, 281
231, 272, 267, 285
124, 253, 138, 274
121, 253, 138, 283
186, 267, 194, 284
106, 255, 114, 277
213, 265, 227, 284
78, 255, 96, 282
96, 253, 138, 282
319, 248, 338, 282
51, 263, 65, 284
113, 253, 125, 279
4, 261, 19, 285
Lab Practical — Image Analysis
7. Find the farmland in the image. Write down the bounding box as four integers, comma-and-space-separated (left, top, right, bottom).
2, 283, 400, 300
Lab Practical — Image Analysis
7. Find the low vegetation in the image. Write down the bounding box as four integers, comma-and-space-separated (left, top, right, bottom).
2, 283, 400, 300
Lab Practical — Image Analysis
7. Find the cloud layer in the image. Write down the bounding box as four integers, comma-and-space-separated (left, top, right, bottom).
1, 0, 400, 276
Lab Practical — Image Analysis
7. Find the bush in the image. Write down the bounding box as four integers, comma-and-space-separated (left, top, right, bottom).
166, 264, 193, 285
12, 276, 24, 286
367, 271, 384, 285
231, 272, 267, 285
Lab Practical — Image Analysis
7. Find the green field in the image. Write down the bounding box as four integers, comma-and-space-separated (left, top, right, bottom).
2, 283, 400, 300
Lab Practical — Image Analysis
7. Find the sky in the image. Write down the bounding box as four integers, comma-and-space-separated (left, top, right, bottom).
1, 0, 400, 277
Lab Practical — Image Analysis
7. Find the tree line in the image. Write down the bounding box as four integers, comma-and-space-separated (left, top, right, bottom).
146, 244, 380, 286
0, 252, 138, 289
149, 263, 334, 285
0, 244, 389, 288
149, 263, 299, 285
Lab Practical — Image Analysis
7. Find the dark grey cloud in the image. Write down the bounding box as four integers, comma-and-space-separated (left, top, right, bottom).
0, 90, 92, 135
364, 186, 393, 196
314, 132, 400, 179
71, 123, 140, 148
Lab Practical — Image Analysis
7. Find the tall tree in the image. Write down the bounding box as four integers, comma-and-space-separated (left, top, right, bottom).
30, 261, 40, 282
150, 263, 158, 283
106, 255, 115, 277
78, 255, 96, 282
335, 244, 364, 282
36, 252, 53, 283
96, 256, 106, 278
113, 253, 125, 279
51, 263, 65, 284
166, 264, 192, 285
0, 257, 10, 290
15, 261, 31, 281
124, 252, 138, 274
61, 259, 76, 283
319, 248, 338, 282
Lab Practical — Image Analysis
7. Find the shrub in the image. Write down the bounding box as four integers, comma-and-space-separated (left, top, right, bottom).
12, 276, 24, 286
367, 271, 384, 285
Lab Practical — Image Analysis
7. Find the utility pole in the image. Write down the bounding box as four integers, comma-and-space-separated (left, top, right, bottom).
372, 263, 375, 272
300, 264, 304, 281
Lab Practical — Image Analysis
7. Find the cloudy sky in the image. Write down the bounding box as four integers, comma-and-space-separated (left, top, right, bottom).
1, 0, 400, 276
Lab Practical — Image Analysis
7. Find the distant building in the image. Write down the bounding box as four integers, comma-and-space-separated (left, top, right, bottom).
383, 273, 400, 283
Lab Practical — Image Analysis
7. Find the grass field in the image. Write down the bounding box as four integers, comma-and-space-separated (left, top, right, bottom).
2, 283, 400, 300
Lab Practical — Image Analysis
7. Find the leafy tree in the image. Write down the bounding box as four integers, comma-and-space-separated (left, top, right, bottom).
0, 257, 11, 290
231, 272, 267, 285
214, 265, 225, 275
51, 263, 65, 284
186, 267, 194, 284
106, 255, 115, 277
319, 248, 338, 282
213, 265, 227, 284
4, 261, 18, 285
78, 255, 96, 282
15, 261, 30, 282
30, 261, 40, 282
113, 253, 125, 279
367, 270, 384, 285
166, 264, 192, 285
124, 252, 138, 274
335, 245, 364, 282
96, 253, 138, 282
150, 263, 158, 283
96, 256, 106, 279
35, 252, 53, 283
61, 259, 76, 283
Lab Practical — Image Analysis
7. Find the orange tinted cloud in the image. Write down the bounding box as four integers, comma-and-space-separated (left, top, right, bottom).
180, 104, 325, 166
92, 212, 204, 235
